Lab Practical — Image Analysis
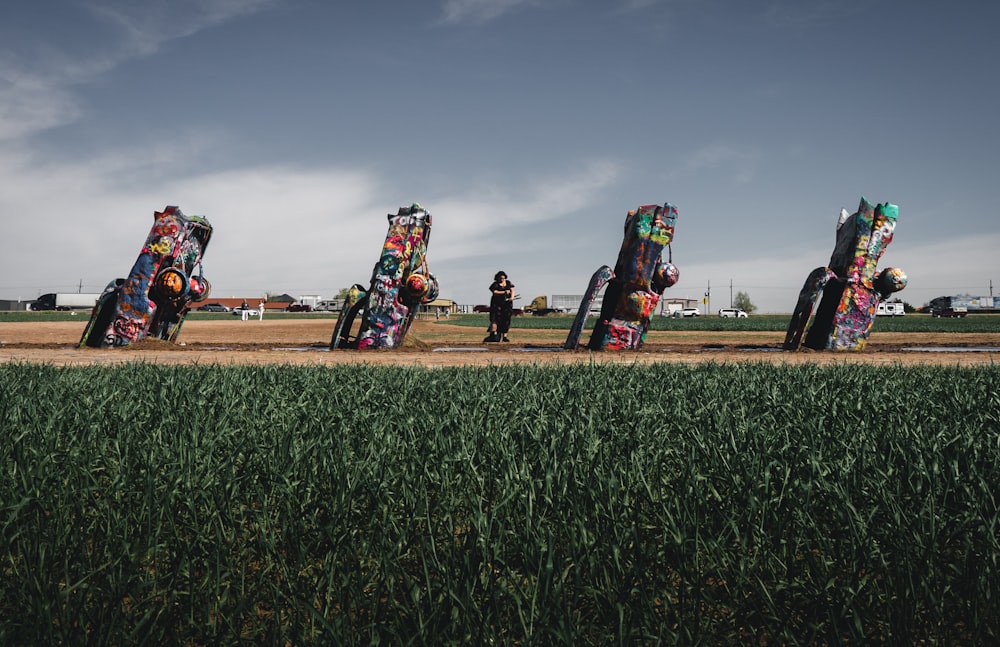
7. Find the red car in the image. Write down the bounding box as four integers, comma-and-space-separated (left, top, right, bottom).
287, 304, 313, 312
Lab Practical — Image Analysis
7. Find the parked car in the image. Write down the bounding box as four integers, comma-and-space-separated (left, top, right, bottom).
286, 304, 312, 312
198, 303, 230, 312
718, 308, 748, 318
931, 307, 968, 318
231, 306, 259, 317
674, 307, 700, 318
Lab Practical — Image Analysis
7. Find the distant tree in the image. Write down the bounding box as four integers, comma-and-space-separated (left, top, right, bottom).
902, 300, 916, 313
336, 286, 353, 300
733, 291, 757, 314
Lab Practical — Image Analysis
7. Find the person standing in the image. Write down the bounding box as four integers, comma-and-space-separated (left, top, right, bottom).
484, 271, 515, 342
241, 300, 249, 322
258, 300, 265, 321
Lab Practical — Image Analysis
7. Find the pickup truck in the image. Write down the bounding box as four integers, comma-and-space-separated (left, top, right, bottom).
931, 307, 967, 318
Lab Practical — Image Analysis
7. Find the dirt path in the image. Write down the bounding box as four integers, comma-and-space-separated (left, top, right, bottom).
1, 319, 998, 367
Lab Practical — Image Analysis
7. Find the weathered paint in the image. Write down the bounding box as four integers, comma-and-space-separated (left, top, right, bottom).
567, 203, 680, 350
784, 198, 907, 351
79, 206, 213, 347
331, 204, 438, 349
564, 266, 614, 350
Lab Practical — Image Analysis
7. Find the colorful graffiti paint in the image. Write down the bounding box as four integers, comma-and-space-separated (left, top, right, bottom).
79, 206, 213, 348
330, 204, 438, 349
783, 198, 907, 351
566, 203, 680, 350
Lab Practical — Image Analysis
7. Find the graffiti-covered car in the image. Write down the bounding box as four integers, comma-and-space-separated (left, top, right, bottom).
783, 198, 906, 351
565, 203, 681, 350
330, 203, 438, 349
80, 206, 213, 347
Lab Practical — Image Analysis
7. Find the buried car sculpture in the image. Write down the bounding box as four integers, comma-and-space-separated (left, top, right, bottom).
565, 203, 681, 350
80, 206, 213, 347
330, 203, 438, 349
784, 197, 907, 351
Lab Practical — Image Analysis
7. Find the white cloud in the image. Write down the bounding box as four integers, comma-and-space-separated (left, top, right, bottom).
0, 75, 82, 141
671, 143, 761, 186
0, 0, 276, 142
440, 0, 540, 24
161, 166, 386, 296
0, 140, 628, 305
675, 232, 1000, 313
85, 0, 277, 57
879, 234, 1000, 308
427, 160, 622, 259
0, 140, 385, 298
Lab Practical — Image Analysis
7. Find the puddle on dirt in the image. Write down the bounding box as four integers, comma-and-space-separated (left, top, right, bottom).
700, 345, 783, 352
903, 347, 1000, 353
274, 346, 330, 352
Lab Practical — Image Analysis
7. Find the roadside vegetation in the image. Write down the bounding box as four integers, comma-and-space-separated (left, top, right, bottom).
2, 363, 998, 644
5, 310, 999, 333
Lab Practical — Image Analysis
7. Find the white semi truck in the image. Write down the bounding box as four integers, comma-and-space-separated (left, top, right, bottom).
30, 292, 103, 311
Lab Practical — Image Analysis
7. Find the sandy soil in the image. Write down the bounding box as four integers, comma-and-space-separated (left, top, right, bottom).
1, 318, 998, 367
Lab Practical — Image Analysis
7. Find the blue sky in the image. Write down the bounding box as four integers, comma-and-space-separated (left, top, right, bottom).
2, 0, 997, 313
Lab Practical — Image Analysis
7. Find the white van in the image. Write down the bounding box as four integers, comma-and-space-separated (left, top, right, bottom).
876, 302, 905, 316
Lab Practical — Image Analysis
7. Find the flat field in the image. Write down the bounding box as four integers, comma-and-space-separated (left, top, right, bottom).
4, 315, 999, 643
1, 314, 998, 366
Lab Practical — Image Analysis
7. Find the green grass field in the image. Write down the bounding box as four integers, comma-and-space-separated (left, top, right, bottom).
2, 363, 998, 644
450, 312, 1000, 333
5, 310, 999, 333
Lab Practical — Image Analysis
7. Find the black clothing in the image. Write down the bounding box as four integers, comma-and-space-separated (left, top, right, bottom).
488, 280, 515, 335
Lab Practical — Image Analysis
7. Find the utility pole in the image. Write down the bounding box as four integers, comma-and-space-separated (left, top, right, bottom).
77, 279, 83, 293
705, 280, 711, 315
730, 279, 733, 308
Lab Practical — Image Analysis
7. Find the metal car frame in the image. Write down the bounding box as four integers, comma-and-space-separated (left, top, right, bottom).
80, 206, 213, 347
330, 203, 438, 349
783, 197, 907, 351
565, 203, 680, 350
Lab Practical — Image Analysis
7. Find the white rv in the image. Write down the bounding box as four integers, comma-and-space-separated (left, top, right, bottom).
876, 302, 905, 316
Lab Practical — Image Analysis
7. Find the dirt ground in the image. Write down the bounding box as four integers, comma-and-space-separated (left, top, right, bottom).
1, 318, 998, 367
